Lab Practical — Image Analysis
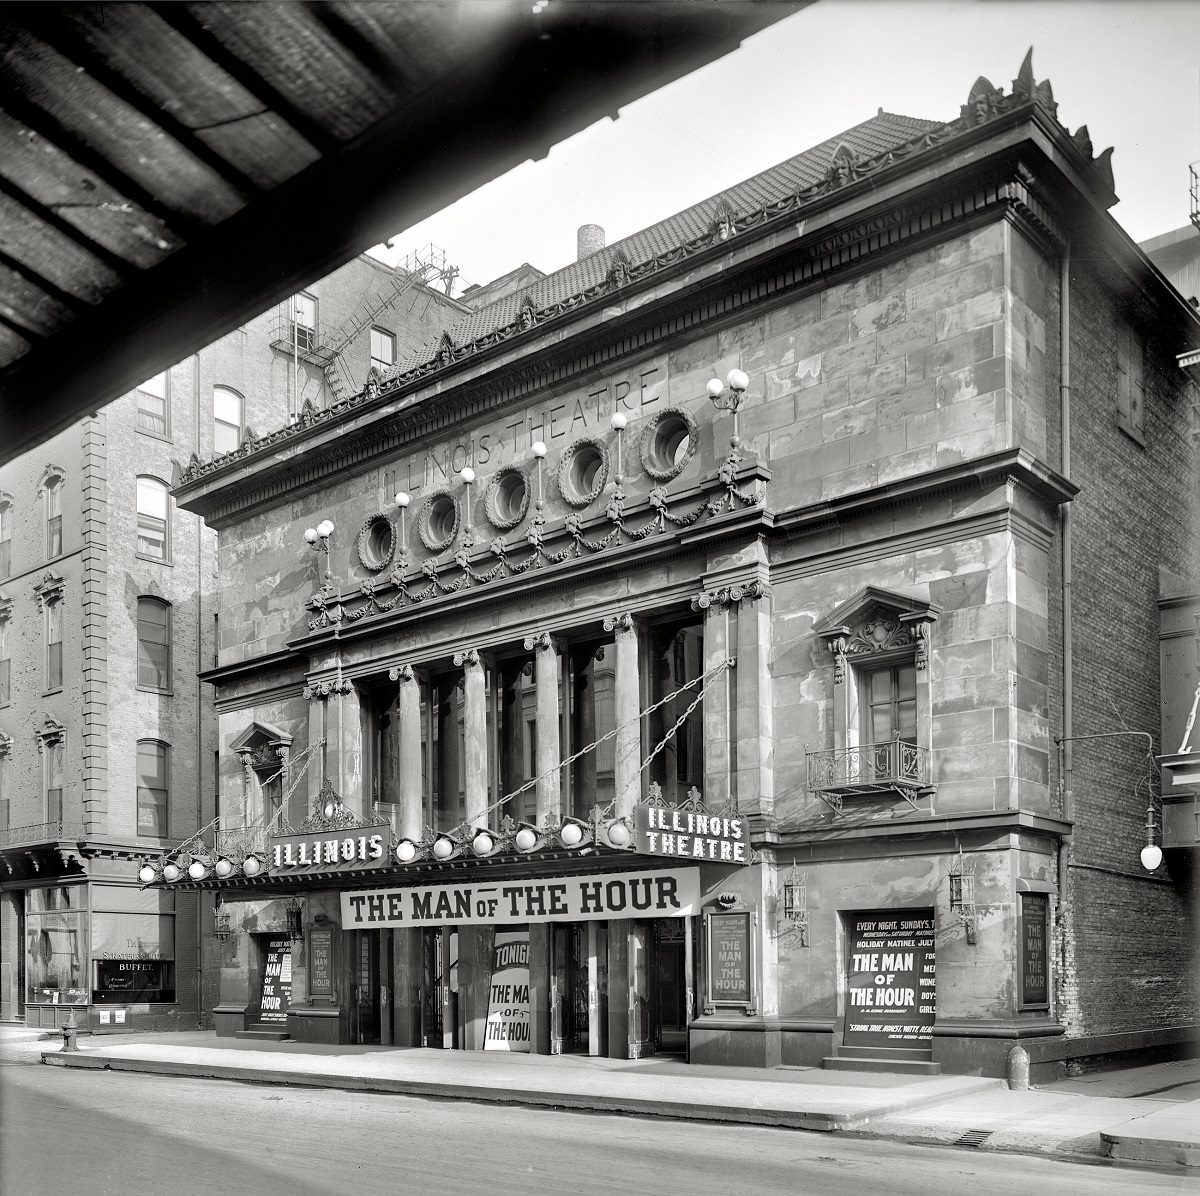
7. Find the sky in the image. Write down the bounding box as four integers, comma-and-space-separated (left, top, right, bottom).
369, 0, 1200, 294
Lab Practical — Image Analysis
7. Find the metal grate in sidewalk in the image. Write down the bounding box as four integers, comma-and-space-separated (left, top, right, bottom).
953, 1129, 995, 1148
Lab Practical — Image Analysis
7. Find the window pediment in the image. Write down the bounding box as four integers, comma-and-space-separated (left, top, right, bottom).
32, 572, 65, 610
814, 586, 940, 680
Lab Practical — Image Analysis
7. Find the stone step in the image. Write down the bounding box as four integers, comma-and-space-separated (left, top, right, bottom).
835, 1043, 933, 1062
822, 1055, 942, 1075
235, 1026, 291, 1041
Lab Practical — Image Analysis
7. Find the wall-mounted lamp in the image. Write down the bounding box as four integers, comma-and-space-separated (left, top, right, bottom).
394, 491, 411, 563
303, 518, 336, 598
531, 441, 548, 510
1141, 807, 1163, 872
460, 466, 476, 532
706, 367, 750, 449
610, 412, 627, 488
285, 897, 305, 944
214, 896, 233, 941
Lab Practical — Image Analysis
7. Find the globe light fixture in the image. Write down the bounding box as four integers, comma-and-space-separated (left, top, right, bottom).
515, 826, 538, 852
242, 854, 262, 877
433, 836, 455, 859
162, 862, 180, 883
138, 863, 157, 885
1140, 842, 1163, 871
472, 831, 494, 856
395, 839, 417, 864
188, 859, 207, 880
214, 858, 233, 879
559, 821, 584, 847
606, 821, 631, 848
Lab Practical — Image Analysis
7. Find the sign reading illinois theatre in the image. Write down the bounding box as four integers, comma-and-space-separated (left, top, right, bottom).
342, 868, 699, 928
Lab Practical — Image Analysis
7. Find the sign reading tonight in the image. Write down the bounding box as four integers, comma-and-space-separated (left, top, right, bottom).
341, 868, 699, 928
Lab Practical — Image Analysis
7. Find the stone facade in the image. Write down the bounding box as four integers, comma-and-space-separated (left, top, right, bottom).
170, 58, 1198, 1076
0, 253, 464, 1031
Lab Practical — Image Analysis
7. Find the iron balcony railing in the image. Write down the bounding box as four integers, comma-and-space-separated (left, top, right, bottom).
0, 820, 86, 848
807, 739, 931, 797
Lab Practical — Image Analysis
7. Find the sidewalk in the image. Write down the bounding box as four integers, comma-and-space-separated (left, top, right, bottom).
11, 1026, 1199, 1169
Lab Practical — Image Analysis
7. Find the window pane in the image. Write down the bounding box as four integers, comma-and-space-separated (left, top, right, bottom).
213, 387, 242, 426
214, 420, 241, 455
0, 659, 9, 705
0, 538, 8, 579
48, 641, 62, 689
896, 665, 916, 700
370, 327, 395, 367
138, 394, 167, 435
294, 294, 316, 328
48, 743, 62, 789
137, 742, 167, 788
48, 515, 62, 558
26, 911, 87, 1004
137, 789, 168, 836
869, 669, 892, 702
871, 708, 893, 743
137, 600, 171, 688
46, 480, 61, 518
0, 502, 9, 539
136, 478, 168, 519
139, 371, 168, 399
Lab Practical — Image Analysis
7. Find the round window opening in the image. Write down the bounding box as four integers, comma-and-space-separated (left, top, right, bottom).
641, 409, 698, 481
558, 438, 609, 508
357, 514, 396, 572
485, 467, 530, 530
419, 491, 461, 552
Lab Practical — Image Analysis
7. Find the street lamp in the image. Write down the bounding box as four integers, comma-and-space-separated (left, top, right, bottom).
303, 518, 336, 597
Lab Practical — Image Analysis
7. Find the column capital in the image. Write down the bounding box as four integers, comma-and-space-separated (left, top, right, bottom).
690, 578, 767, 612
603, 611, 634, 633
303, 677, 353, 701
523, 631, 562, 652
453, 647, 482, 668
388, 663, 416, 683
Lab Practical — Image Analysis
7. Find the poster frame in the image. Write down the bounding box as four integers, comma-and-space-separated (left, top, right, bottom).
1017, 891, 1051, 1011
703, 905, 757, 1015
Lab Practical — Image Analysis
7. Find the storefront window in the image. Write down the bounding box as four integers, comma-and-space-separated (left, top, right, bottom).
25, 885, 87, 1005
567, 638, 615, 819
90, 884, 175, 1004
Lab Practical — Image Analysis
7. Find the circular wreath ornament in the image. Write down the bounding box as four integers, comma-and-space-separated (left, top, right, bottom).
640, 407, 699, 481
557, 437, 610, 508
483, 466, 530, 530
417, 490, 461, 552
356, 513, 396, 572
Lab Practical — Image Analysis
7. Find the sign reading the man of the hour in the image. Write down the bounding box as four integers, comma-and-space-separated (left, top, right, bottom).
341, 868, 699, 928
484, 930, 531, 1052
259, 938, 292, 1024
633, 805, 747, 863
843, 910, 935, 1050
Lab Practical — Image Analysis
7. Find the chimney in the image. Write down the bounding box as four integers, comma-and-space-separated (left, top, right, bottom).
577, 223, 605, 261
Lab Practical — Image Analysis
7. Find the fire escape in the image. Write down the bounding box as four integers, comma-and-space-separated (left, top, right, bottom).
269, 244, 458, 410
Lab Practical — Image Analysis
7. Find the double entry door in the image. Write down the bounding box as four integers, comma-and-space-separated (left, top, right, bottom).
420, 927, 460, 1048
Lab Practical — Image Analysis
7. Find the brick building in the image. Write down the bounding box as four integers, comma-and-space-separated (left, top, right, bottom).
166, 54, 1198, 1076
0, 252, 465, 1031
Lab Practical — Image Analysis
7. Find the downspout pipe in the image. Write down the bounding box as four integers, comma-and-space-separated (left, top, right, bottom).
194, 350, 205, 1028
1060, 243, 1073, 824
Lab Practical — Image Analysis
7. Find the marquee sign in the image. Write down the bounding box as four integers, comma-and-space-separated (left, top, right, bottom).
633, 804, 747, 864
267, 828, 387, 876
341, 867, 699, 928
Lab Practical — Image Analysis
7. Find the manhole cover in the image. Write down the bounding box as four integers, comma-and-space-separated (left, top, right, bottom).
953, 1129, 994, 1148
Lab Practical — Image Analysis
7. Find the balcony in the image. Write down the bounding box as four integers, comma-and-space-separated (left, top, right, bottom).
268, 316, 336, 366
0, 819, 86, 849
807, 739, 931, 813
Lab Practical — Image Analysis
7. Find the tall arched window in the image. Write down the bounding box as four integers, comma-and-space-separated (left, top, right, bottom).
136, 477, 170, 562
0, 496, 12, 578
214, 386, 244, 455
137, 597, 171, 691
137, 740, 169, 837
45, 474, 62, 559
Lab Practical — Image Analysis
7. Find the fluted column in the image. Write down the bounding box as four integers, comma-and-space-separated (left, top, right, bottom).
390, 664, 423, 840
525, 632, 561, 825
605, 612, 640, 818
455, 648, 488, 829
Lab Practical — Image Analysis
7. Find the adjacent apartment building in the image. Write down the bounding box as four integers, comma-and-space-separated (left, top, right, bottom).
0, 251, 465, 1030
154, 55, 1200, 1076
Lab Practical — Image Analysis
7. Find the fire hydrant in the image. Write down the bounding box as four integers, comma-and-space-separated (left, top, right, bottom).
60, 1008, 79, 1053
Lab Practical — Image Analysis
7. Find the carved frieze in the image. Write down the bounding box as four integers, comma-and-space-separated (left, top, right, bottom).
691, 579, 766, 612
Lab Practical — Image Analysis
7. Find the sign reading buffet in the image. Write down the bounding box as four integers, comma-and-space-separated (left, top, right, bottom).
341, 868, 700, 928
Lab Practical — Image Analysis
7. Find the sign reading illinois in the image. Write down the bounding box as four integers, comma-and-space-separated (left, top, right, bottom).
484, 929, 531, 1052
633, 805, 747, 863
341, 868, 699, 928
842, 909, 935, 1050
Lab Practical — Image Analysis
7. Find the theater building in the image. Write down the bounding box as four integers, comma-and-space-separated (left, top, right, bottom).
164, 54, 1199, 1076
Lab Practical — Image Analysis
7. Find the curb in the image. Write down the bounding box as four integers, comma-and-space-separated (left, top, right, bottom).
40, 1050, 995, 1133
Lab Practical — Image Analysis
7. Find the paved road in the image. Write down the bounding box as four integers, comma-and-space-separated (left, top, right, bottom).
1, 1046, 1192, 1195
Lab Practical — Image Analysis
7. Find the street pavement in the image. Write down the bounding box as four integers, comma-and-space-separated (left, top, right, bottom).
5, 1024, 1198, 1173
